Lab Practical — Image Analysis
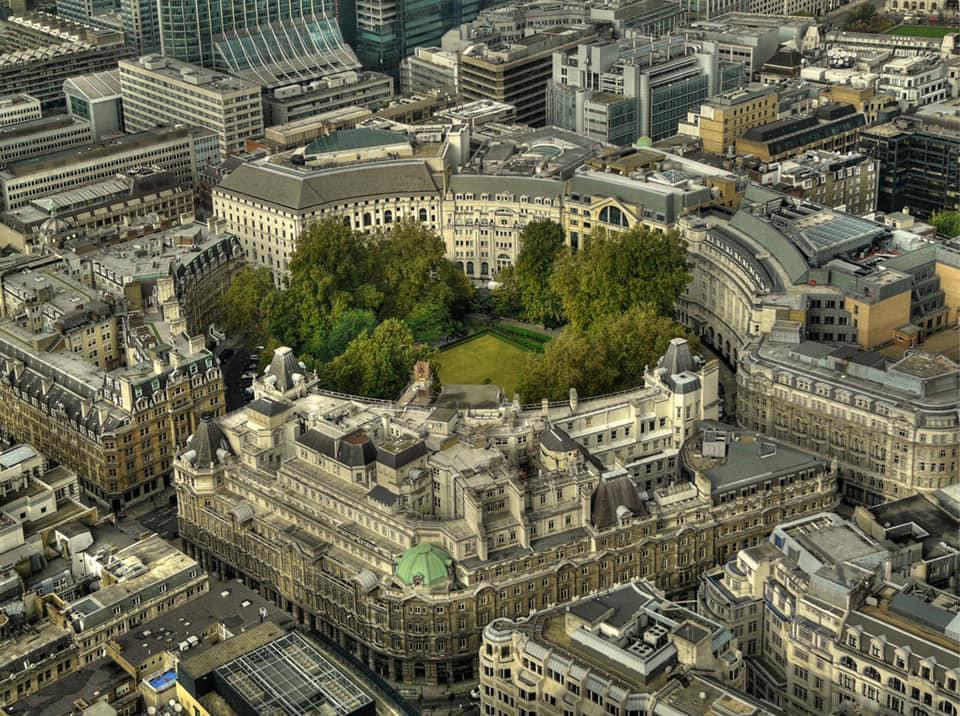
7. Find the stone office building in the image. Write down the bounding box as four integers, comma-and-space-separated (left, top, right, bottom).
737, 336, 959, 506
175, 339, 837, 686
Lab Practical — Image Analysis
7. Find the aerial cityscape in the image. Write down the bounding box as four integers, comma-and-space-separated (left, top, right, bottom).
0, 0, 956, 714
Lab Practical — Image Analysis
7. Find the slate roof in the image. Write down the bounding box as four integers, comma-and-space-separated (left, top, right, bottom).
186, 416, 234, 468
216, 160, 442, 212
590, 474, 648, 530
263, 346, 302, 393
296, 428, 377, 467
376, 440, 427, 469
540, 425, 578, 452
247, 397, 290, 417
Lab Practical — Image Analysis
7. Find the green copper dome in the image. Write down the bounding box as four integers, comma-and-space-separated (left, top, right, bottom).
395, 543, 452, 586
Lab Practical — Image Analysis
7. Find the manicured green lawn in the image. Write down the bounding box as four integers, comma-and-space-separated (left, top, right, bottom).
885, 25, 956, 37
438, 333, 533, 397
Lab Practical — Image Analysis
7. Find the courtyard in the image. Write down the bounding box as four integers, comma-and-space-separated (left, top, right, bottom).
437, 332, 536, 397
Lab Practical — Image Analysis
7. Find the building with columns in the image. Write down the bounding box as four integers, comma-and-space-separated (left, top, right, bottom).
174, 339, 838, 687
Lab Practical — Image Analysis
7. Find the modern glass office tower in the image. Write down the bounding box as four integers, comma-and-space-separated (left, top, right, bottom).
158, 0, 360, 86
120, 0, 161, 54
355, 0, 482, 78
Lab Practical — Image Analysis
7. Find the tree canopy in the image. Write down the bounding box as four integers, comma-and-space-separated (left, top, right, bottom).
324, 319, 436, 399
931, 211, 960, 238
221, 217, 468, 397
220, 265, 277, 342
511, 220, 566, 326
550, 225, 689, 329
518, 306, 693, 401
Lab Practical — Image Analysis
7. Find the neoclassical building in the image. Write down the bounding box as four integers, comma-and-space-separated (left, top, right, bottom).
699, 507, 960, 715
213, 157, 445, 285
174, 340, 838, 687
443, 175, 563, 280
737, 335, 959, 506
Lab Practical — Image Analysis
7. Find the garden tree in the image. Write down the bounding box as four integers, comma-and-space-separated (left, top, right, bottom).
549, 226, 689, 329
931, 210, 960, 238
320, 308, 378, 362
376, 220, 473, 321
518, 306, 691, 401
287, 216, 382, 316
512, 220, 565, 326
324, 319, 436, 399
488, 265, 522, 318
405, 300, 456, 343
220, 266, 277, 341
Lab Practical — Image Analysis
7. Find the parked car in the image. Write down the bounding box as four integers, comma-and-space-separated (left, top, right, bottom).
241, 371, 257, 380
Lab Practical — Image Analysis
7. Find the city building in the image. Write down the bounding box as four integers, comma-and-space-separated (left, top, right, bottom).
0, 94, 42, 128
547, 35, 745, 145
682, 14, 818, 73
0, 225, 236, 510
878, 55, 950, 110
0, 125, 218, 211
759, 150, 879, 215
460, 26, 600, 126
0, 167, 194, 253
736, 103, 866, 162
738, 338, 959, 505
212, 129, 450, 284
119, 56, 264, 157
560, 164, 716, 248
0, 115, 93, 169
479, 580, 777, 716
47, 534, 208, 664
256, 108, 375, 153
400, 47, 459, 95
0, 13, 134, 112
354, 0, 451, 78
156, 0, 360, 88
859, 110, 960, 219
699, 508, 960, 713
263, 70, 394, 126
445, 127, 598, 278
62, 69, 124, 141
677, 184, 953, 363
678, 84, 780, 156
119, 0, 160, 54
55, 0, 118, 24
175, 339, 838, 686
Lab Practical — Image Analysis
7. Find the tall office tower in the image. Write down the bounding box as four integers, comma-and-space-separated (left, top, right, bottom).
157, 0, 360, 86
120, 0, 160, 54
355, 0, 482, 77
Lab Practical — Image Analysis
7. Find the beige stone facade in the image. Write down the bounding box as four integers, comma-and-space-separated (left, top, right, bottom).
699, 508, 960, 715
737, 337, 959, 506
174, 341, 837, 687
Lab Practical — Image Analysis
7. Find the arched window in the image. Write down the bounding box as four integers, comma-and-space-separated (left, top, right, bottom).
343, 216, 352, 227
363, 212, 372, 227
863, 666, 881, 682
939, 701, 957, 716
599, 205, 629, 227
888, 676, 905, 693
480, 261, 489, 276
419, 208, 428, 221
383, 209, 393, 224
456, 261, 464, 273
466, 261, 475, 275
839, 656, 858, 671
